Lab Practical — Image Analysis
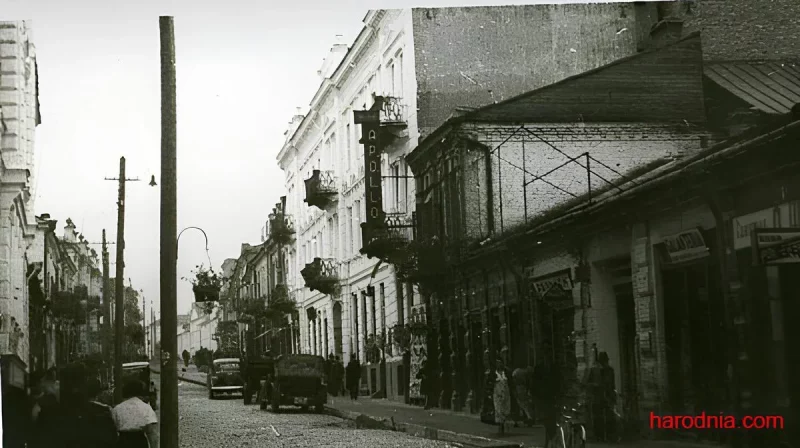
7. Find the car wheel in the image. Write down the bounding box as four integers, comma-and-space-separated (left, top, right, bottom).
314, 401, 324, 413
260, 399, 267, 410
208, 389, 215, 400
243, 389, 252, 405
300, 405, 309, 412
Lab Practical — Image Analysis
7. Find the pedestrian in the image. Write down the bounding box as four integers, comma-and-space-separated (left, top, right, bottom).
512, 364, 535, 426
491, 357, 513, 435
586, 351, 616, 442
111, 380, 159, 448
325, 353, 334, 395
335, 356, 346, 396
345, 356, 361, 400
416, 359, 432, 409
29, 362, 118, 448
533, 361, 560, 448
182, 349, 190, 368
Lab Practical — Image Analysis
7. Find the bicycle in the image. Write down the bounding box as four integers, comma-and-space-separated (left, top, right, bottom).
552, 403, 587, 448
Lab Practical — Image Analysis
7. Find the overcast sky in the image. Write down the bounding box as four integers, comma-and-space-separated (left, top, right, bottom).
3, 0, 615, 319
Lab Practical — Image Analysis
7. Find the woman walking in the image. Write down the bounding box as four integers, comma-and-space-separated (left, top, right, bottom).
345, 356, 361, 400
481, 357, 513, 436
112, 380, 159, 448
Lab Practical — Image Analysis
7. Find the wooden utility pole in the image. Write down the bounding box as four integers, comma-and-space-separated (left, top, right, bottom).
105, 157, 140, 404
102, 229, 111, 380
159, 16, 179, 448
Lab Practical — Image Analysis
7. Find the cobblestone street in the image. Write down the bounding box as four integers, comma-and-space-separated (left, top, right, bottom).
153, 373, 458, 448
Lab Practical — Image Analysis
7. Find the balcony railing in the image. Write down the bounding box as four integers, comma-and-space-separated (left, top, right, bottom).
377, 96, 407, 126
360, 212, 415, 262
300, 257, 340, 296
303, 169, 338, 210
268, 213, 295, 246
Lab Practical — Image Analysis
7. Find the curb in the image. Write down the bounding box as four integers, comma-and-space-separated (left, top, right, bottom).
151, 368, 207, 387
323, 405, 525, 448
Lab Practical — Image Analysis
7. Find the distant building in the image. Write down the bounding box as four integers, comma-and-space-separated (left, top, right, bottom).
278, 3, 661, 403
0, 20, 41, 392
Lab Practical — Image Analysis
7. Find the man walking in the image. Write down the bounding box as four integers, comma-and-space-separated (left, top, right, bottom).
345, 356, 361, 400
512, 364, 535, 426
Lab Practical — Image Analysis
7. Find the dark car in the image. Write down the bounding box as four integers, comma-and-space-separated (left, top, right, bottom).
261, 354, 327, 413
121, 361, 157, 409
207, 358, 243, 399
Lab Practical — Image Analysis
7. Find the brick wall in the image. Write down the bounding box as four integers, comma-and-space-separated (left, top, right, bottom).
463, 123, 704, 239
411, 3, 649, 138
679, 0, 800, 61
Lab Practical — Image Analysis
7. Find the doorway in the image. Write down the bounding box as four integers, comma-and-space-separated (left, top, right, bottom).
662, 260, 727, 418
332, 302, 343, 357
469, 318, 484, 412
606, 258, 639, 425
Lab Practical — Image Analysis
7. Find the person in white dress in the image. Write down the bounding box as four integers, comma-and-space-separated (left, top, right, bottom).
111, 380, 159, 448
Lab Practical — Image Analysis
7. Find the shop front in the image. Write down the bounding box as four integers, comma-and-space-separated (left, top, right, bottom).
656, 227, 728, 421
1, 354, 28, 448
737, 225, 800, 446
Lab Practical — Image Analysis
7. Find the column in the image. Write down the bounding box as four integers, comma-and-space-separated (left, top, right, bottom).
449, 313, 460, 411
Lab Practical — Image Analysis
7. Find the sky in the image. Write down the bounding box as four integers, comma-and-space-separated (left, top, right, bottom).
2, 0, 616, 319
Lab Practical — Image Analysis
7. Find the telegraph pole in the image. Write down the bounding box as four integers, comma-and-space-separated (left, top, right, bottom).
105, 157, 140, 404
102, 230, 111, 380
159, 16, 179, 448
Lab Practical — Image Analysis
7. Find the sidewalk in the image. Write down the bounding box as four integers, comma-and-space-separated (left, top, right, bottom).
325, 397, 730, 448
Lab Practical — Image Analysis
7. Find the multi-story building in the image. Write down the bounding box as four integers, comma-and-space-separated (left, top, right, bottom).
278, 4, 665, 402
0, 20, 41, 393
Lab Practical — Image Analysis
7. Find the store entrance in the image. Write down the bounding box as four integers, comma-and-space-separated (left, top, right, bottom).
662, 261, 728, 419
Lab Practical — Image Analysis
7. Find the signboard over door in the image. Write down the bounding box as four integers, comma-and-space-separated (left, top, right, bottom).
529, 269, 574, 310
751, 228, 800, 265
661, 228, 709, 264
732, 201, 800, 250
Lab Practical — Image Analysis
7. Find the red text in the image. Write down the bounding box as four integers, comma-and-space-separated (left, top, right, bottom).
650, 412, 784, 430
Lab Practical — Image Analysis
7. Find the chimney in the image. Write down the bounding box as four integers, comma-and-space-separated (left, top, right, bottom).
64, 218, 77, 242
634, 1, 685, 51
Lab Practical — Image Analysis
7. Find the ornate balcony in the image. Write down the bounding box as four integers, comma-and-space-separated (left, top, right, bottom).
300, 257, 340, 296
375, 96, 408, 144
268, 210, 295, 246
303, 169, 338, 211
360, 212, 415, 262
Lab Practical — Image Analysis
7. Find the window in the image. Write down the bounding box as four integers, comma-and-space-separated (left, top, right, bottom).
347, 207, 353, 258
327, 218, 334, 258
354, 200, 362, 252
396, 52, 404, 97
392, 164, 400, 212
396, 278, 404, 325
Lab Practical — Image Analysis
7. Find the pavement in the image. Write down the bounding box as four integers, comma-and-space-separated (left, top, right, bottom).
155, 363, 726, 448
151, 369, 456, 448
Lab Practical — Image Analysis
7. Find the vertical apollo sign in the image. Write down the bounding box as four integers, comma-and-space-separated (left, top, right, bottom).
354, 103, 385, 249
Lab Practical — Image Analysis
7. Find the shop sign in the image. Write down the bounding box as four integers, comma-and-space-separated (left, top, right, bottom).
732, 201, 800, 250
354, 105, 385, 242
752, 229, 800, 265
530, 269, 573, 299
662, 228, 709, 264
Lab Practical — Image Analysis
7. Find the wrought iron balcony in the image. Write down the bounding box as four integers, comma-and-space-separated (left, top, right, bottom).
300, 257, 340, 296
360, 212, 415, 262
268, 212, 295, 246
303, 169, 338, 210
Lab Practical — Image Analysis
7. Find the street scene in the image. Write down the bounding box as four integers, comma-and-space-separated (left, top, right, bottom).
2, 0, 800, 447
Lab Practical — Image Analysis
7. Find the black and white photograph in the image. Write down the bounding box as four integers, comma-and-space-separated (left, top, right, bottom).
0, 0, 798, 447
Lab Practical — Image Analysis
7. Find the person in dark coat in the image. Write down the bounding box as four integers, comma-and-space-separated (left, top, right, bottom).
533, 361, 559, 448
586, 351, 616, 442
325, 353, 334, 394
29, 362, 118, 448
329, 355, 344, 397
416, 359, 432, 409
345, 356, 362, 400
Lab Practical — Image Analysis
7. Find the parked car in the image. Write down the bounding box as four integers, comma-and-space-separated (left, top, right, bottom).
207, 358, 243, 399
121, 361, 157, 410
261, 354, 327, 413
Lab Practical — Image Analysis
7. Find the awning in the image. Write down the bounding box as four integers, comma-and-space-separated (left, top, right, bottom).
704, 61, 800, 115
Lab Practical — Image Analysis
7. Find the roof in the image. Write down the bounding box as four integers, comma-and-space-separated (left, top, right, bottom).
213, 358, 240, 364
461, 32, 706, 124
122, 362, 150, 368
704, 61, 800, 115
